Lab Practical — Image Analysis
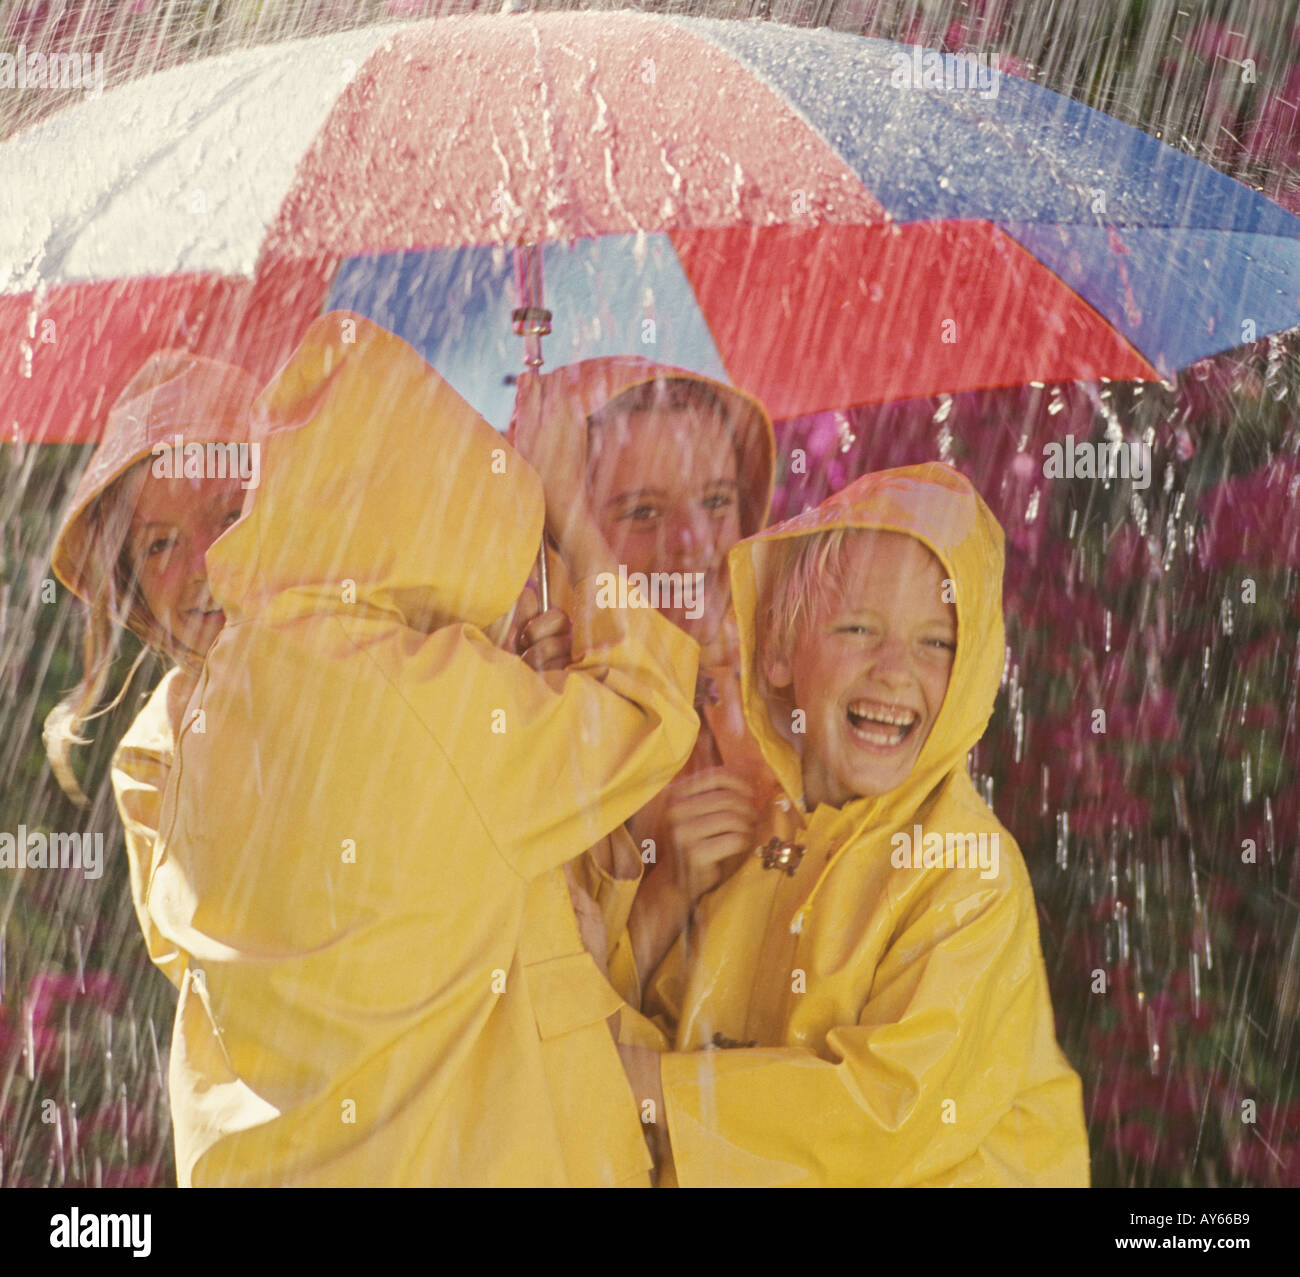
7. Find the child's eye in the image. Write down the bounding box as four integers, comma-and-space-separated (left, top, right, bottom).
702, 492, 734, 513
621, 503, 661, 523
925, 637, 957, 653
145, 536, 176, 558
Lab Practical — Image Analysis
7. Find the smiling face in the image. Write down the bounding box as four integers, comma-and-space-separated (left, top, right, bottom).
126, 472, 246, 658
766, 530, 956, 809
586, 395, 741, 641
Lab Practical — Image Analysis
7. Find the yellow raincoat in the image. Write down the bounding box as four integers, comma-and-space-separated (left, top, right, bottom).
142, 313, 700, 1186
646, 463, 1090, 1187
112, 666, 191, 993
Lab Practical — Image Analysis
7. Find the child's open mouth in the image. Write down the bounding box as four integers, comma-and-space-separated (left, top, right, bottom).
845, 700, 919, 749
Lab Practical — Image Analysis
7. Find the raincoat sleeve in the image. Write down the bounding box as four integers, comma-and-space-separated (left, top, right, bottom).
394, 576, 700, 885
109, 671, 186, 990
657, 858, 1088, 1187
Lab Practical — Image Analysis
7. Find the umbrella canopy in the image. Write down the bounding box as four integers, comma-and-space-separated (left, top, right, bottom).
3, 10, 1299, 440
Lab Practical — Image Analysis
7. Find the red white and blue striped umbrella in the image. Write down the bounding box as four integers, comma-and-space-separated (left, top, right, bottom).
4, 11, 1299, 441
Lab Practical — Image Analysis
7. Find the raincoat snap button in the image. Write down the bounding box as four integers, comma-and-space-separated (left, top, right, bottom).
756, 837, 805, 875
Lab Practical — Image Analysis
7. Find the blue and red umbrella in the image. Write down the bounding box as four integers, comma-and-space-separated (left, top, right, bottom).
3, 10, 1298, 441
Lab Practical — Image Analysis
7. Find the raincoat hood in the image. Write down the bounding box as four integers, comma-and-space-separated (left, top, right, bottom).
520, 356, 776, 538
51, 352, 260, 603
210, 312, 543, 634
729, 461, 1006, 824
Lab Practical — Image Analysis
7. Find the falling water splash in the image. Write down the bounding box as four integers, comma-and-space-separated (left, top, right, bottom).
0, 0, 1297, 1194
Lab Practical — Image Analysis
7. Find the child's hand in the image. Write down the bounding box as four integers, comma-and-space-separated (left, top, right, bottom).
627, 767, 761, 989
658, 766, 758, 901
519, 608, 572, 672
512, 586, 573, 672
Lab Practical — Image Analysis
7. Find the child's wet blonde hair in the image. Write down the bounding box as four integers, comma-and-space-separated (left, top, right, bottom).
758, 527, 954, 687
759, 527, 858, 671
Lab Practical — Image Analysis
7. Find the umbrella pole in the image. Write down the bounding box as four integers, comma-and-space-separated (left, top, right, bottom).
513, 243, 553, 612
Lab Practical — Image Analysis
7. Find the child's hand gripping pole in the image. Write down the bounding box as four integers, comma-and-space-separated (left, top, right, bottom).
511, 588, 574, 671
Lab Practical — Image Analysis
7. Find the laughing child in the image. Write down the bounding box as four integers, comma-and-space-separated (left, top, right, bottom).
621, 462, 1090, 1186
